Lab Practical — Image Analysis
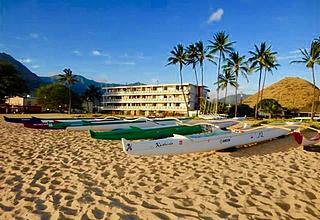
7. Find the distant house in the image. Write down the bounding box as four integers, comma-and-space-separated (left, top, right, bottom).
3, 96, 42, 113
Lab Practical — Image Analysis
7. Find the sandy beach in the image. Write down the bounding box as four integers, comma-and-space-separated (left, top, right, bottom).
0, 117, 319, 219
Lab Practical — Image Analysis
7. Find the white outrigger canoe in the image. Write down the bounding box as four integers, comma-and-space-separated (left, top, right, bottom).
292, 131, 320, 146
65, 117, 241, 131
122, 125, 297, 156
66, 118, 186, 131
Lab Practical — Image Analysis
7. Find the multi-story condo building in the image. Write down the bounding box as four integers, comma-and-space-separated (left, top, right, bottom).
100, 83, 208, 116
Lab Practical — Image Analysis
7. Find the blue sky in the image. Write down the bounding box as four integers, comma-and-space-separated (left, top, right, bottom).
0, 0, 319, 94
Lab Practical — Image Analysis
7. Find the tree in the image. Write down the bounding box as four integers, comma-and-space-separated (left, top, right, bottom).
208, 32, 234, 114
257, 99, 282, 119
58, 68, 78, 114
248, 42, 275, 119
260, 51, 279, 103
225, 51, 249, 117
82, 85, 103, 113
195, 41, 215, 87
291, 40, 320, 121
35, 84, 69, 111
229, 104, 254, 117
167, 44, 189, 116
0, 61, 29, 101
215, 67, 237, 106
186, 43, 200, 115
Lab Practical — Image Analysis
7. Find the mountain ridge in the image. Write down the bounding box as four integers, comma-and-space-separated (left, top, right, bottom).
0, 52, 143, 94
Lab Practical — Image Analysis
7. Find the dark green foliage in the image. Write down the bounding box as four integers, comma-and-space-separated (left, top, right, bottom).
0, 61, 29, 101
228, 104, 254, 117
257, 99, 282, 118
35, 84, 81, 111
82, 85, 103, 113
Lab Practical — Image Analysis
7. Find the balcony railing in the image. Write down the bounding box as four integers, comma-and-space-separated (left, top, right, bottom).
102, 97, 185, 103
105, 89, 190, 95
101, 105, 187, 111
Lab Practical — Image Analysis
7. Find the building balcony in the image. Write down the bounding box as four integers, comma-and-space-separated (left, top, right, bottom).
105, 89, 190, 95
102, 97, 186, 103
101, 105, 187, 111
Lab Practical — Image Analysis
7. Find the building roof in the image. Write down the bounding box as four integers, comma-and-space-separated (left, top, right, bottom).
104, 83, 208, 89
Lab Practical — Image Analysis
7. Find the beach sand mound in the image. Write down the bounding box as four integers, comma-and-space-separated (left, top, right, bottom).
0, 121, 319, 219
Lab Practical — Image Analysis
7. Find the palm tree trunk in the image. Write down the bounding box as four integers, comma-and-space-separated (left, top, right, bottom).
68, 84, 71, 114
234, 73, 238, 117
311, 67, 316, 121
255, 67, 262, 119
180, 66, 189, 117
87, 100, 89, 113
201, 63, 204, 87
224, 86, 228, 106
194, 67, 199, 116
260, 69, 267, 104
215, 51, 222, 115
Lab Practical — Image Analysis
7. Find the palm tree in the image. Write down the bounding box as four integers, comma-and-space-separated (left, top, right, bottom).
291, 40, 320, 121
215, 68, 237, 106
208, 32, 234, 114
195, 41, 215, 87
58, 68, 78, 114
260, 52, 279, 103
248, 42, 275, 119
225, 51, 249, 117
83, 85, 102, 113
186, 43, 199, 115
167, 44, 189, 116
186, 43, 199, 87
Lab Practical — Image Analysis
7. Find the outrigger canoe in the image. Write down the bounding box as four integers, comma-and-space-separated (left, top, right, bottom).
64, 118, 189, 131
122, 125, 297, 156
4, 116, 42, 123
90, 124, 203, 140
292, 131, 320, 146
4, 116, 103, 123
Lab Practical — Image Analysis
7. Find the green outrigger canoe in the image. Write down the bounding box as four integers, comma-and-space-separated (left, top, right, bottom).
89, 124, 203, 140
48, 120, 94, 129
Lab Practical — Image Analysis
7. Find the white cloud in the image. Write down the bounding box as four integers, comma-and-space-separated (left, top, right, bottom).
29, 33, 39, 39
92, 50, 102, 56
20, 58, 32, 63
120, 52, 150, 60
73, 50, 82, 56
208, 8, 224, 23
105, 60, 135, 65
278, 55, 300, 60
31, 65, 40, 69
91, 50, 110, 57
289, 49, 302, 54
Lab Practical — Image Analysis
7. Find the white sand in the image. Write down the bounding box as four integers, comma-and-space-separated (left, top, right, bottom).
0, 119, 319, 219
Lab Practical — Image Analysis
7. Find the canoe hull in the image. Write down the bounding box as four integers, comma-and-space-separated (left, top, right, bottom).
24, 123, 50, 129
122, 127, 291, 156
66, 119, 182, 131
4, 116, 42, 123
90, 125, 203, 140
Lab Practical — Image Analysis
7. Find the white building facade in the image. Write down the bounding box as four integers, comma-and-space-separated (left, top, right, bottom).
101, 83, 208, 116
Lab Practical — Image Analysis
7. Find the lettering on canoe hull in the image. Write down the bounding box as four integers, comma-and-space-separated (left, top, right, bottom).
220, 137, 231, 144
126, 143, 133, 151
155, 142, 174, 148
